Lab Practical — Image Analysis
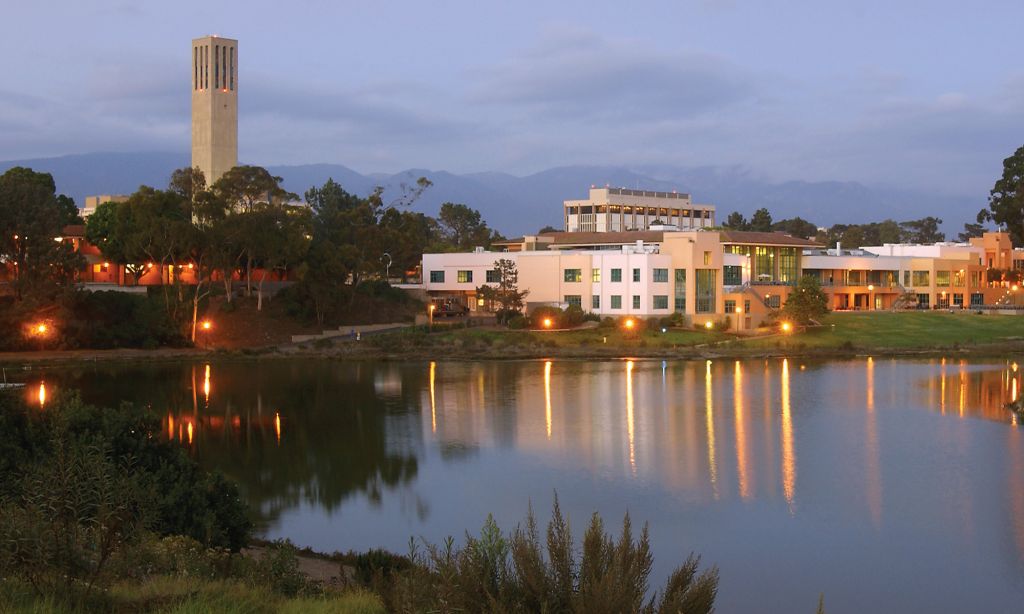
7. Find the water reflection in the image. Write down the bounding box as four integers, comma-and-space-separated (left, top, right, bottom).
22, 356, 1024, 612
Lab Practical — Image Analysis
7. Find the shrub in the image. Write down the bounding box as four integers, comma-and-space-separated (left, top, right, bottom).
0, 428, 143, 602
248, 540, 318, 598
507, 315, 528, 330
384, 497, 718, 613
530, 306, 563, 329
563, 305, 586, 328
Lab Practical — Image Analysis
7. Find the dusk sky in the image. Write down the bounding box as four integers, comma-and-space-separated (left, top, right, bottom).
2, 0, 1022, 199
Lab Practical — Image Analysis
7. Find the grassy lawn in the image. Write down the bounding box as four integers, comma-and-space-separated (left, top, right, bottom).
739, 311, 1024, 350
433, 325, 730, 350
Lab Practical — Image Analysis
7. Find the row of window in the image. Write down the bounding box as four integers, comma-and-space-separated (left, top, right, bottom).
564, 268, 669, 283
429, 270, 501, 283
904, 270, 974, 288
565, 206, 712, 218
917, 293, 985, 308
564, 295, 669, 310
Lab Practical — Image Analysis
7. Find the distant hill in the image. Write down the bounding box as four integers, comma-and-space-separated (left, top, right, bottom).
0, 152, 978, 236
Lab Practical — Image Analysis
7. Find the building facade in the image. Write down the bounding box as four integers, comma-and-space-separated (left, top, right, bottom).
564, 187, 715, 232
191, 35, 238, 185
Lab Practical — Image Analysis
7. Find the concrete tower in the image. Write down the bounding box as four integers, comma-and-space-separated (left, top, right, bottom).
191, 35, 237, 186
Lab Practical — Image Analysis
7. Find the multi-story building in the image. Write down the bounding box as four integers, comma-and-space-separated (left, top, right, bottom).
82, 195, 130, 218
563, 187, 715, 232
422, 229, 817, 328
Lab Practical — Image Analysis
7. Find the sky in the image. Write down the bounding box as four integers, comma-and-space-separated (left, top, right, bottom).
1, 0, 1022, 199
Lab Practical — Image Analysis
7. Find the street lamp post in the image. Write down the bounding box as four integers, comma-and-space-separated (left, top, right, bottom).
200, 320, 212, 349
381, 253, 392, 282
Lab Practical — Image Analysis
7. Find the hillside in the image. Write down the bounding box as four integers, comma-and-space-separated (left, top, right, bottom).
0, 152, 978, 236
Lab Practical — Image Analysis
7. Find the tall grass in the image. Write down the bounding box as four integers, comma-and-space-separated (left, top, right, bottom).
378, 498, 718, 613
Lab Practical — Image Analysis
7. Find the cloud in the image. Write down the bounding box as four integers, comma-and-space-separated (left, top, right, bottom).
467, 29, 755, 122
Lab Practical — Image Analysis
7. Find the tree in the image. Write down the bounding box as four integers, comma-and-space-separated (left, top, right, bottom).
168, 166, 207, 205
84, 199, 149, 285
477, 258, 528, 325
211, 165, 294, 214
0, 167, 83, 300
749, 208, 773, 232
723, 211, 749, 230
957, 222, 986, 242
782, 275, 829, 324
538, 225, 560, 234
899, 216, 944, 243
771, 217, 817, 239
438, 202, 500, 250
983, 145, 1024, 245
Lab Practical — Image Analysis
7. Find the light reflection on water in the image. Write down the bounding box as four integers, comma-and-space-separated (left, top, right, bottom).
21, 357, 1024, 612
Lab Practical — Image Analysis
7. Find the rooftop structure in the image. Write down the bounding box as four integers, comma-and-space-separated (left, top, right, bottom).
563, 186, 715, 233
81, 194, 129, 218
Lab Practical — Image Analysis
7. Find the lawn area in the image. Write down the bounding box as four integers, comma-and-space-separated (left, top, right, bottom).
434, 324, 730, 350
739, 311, 1024, 350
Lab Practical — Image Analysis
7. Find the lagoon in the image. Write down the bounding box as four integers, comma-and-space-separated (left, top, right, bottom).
24, 356, 1024, 612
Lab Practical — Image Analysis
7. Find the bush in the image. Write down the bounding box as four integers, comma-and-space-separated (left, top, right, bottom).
383, 497, 718, 613
563, 305, 586, 327
507, 315, 528, 329
248, 540, 319, 598
58, 290, 189, 349
530, 306, 563, 329
0, 394, 251, 552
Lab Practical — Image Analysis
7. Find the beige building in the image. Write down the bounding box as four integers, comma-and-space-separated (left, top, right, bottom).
191, 35, 238, 185
564, 187, 715, 232
81, 194, 130, 218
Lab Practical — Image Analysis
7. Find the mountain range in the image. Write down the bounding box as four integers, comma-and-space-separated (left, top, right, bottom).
0, 152, 979, 237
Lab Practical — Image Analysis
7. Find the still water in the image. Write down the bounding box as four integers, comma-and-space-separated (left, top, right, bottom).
25, 357, 1024, 612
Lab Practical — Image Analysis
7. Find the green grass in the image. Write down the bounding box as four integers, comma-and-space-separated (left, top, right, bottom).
0, 577, 386, 614
434, 325, 730, 350
739, 311, 1024, 350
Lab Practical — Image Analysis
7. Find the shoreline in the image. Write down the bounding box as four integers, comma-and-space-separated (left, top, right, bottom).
4, 338, 1024, 369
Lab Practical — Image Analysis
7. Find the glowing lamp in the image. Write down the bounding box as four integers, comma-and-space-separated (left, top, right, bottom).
704, 321, 714, 330
735, 307, 743, 314
36, 323, 47, 334
868, 284, 874, 291
542, 318, 553, 328
624, 318, 635, 330
201, 320, 212, 331
781, 322, 793, 333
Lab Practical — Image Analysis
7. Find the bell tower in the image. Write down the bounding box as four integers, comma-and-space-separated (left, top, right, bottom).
191, 35, 238, 186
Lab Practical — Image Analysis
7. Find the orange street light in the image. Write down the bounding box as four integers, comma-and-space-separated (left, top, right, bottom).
704, 321, 714, 330
36, 323, 48, 335
781, 321, 793, 333
868, 284, 874, 291
201, 320, 212, 331
735, 307, 743, 314
623, 318, 636, 330
542, 317, 553, 329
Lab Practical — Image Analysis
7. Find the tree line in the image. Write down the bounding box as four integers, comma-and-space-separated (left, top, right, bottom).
0, 164, 504, 344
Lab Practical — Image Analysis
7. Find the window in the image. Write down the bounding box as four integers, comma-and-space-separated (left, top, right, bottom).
632, 295, 641, 309
953, 293, 964, 307
458, 270, 473, 283
970, 271, 980, 288
936, 271, 950, 287
611, 295, 622, 309
912, 271, 930, 287
779, 248, 797, 284
936, 293, 949, 308
611, 268, 622, 282
703, 251, 711, 265
953, 270, 965, 287
755, 247, 774, 282
592, 295, 600, 310
429, 270, 445, 283
674, 269, 686, 311
723, 265, 742, 286
765, 294, 781, 309
917, 293, 930, 309
653, 268, 668, 282
564, 268, 582, 282
725, 299, 736, 314
653, 295, 668, 309
632, 268, 640, 282
744, 300, 751, 314
486, 269, 500, 283
564, 295, 582, 308
592, 268, 601, 283
695, 269, 716, 313
971, 293, 984, 306
903, 270, 911, 287
230, 46, 234, 90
